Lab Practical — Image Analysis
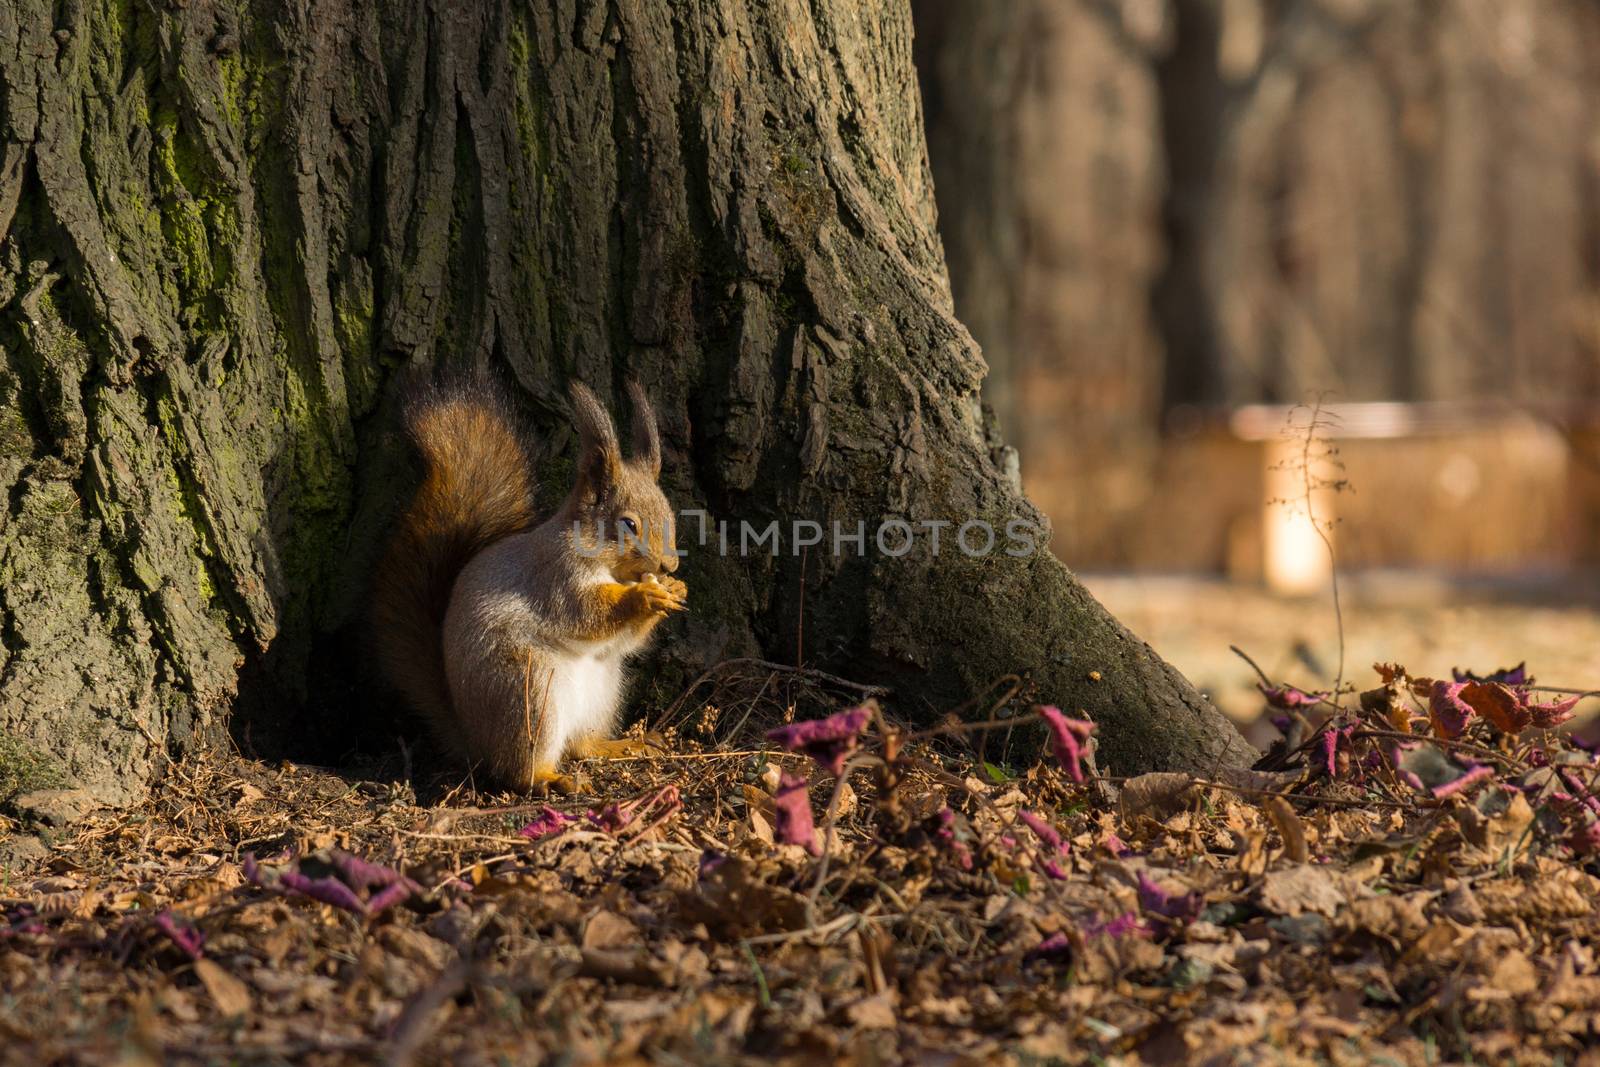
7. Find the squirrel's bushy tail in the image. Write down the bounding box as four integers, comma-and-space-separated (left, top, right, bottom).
371, 377, 538, 732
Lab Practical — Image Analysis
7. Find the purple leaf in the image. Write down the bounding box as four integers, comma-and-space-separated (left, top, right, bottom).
1428, 681, 1473, 739
933, 807, 974, 871
771, 772, 820, 855
1039, 859, 1069, 881
1017, 809, 1067, 855
153, 911, 204, 960
1024, 932, 1072, 963
279, 871, 369, 914
518, 807, 576, 841
1088, 911, 1150, 940
1136, 872, 1204, 923
1523, 693, 1582, 729
1558, 770, 1600, 816
1452, 663, 1529, 686
1036, 706, 1096, 781
366, 881, 419, 915
1430, 760, 1494, 799
697, 850, 728, 880
587, 803, 631, 833
765, 706, 872, 775
586, 786, 681, 836
328, 850, 409, 890
1570, 819, 1600, 856
1259, 684, 1328, 710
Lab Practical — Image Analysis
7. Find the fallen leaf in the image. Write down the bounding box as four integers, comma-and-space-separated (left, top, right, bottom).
583, 909, 640, 951
1259, 864, 1346, 918
1119, 773, 1199, 821
1262, 796, 1308, 864
193, 959, 251, 1018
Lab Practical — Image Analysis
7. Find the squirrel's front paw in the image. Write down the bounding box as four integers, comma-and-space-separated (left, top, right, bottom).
633, 573, 687, 615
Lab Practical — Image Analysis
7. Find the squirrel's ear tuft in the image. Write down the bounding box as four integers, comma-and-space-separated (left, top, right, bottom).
627, 379, 661, 478
569, 381, 621, 502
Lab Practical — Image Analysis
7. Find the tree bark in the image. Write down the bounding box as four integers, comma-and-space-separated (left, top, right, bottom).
0, 0, 1253, 807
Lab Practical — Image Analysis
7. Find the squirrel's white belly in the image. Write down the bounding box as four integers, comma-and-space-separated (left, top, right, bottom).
544, 644, 627, 758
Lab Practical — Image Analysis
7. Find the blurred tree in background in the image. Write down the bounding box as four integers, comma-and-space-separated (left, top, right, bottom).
916, 0, 1600, 561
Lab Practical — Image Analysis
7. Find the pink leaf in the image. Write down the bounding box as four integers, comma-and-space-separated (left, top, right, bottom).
279, 872, 368, 914
1523, 693, 1581, 729
328, 850, 411, 890
366, 882, 419, 915
1428, 681, 1473, 739
1036, 706, 1096, 781
1259, 684, 1328, 710
771, 772, 820, 856
1017, 809, 1067, 855
933, 807, 974, 871
765, 705, 872, 775
1089, 911, 1150, 940
1430, 761, 1494, 799
153, 911, 204, 960
517, 807, 575, 841
1570, 819, 1600, 856
1136, 872, 1204, 923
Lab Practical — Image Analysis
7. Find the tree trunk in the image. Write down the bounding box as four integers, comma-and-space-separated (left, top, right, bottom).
0, 0, 1253, 808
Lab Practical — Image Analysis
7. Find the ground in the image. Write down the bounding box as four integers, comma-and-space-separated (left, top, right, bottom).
1087, 572, 1600, 742
2, 658, 1600, 1066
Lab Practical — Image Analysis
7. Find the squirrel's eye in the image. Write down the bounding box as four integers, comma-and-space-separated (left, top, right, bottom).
619, 516, 639, 538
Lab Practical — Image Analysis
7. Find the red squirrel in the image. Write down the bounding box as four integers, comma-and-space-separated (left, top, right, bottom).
371, 376, 685, 790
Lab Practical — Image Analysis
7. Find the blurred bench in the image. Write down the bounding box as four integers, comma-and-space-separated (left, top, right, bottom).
1040, 401, 1580, 590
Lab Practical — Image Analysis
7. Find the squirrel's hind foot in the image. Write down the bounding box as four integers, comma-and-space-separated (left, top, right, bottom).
527, 764, 582, 796
572, 732, 667, 760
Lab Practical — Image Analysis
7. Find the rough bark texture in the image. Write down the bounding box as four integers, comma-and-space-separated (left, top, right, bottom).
0, 0, 1253, 807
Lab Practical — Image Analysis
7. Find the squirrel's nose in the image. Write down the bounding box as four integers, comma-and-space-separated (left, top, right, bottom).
659, 554, 679, 574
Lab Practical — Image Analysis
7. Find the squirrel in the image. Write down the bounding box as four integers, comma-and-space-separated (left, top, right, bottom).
370, 374, 686, 791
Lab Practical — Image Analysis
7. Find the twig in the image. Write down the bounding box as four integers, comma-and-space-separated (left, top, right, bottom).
652, 658, 889, 733
1230, 645, 1276, 689
1297, 395, 1346, 701
1351, 729, 1526, 771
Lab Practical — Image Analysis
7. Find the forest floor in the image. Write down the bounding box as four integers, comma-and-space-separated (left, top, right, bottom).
1088, 571, 1600, 741
3, 658, 1600, 1066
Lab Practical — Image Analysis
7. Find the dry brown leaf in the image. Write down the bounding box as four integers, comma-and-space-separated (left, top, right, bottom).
1119, 772, 1199, 821
833, 780, 858, 818
583, 909, 640, 950
844, 991, 898, 1030
1476, 878, 1592, 923
747, 806, 774, 846
1259, 864, 1346, 918
193, 959, 251, 1018
1262, 796, 1308, 864
1347, 893, 1431, 943
1469, 950, 1540, 1001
